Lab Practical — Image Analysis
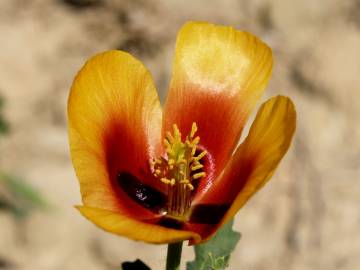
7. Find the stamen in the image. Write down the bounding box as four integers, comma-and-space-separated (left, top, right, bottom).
179, 179, 190, 184
154, 158, 162, 164
164, 139, 171, 148
166, 132, 174, 143
168, 159, 175, 165
173, 124, 181, 139
150, 122, 207, 219
191, 164, 203, 171
193, 150, 207, 161
191, 136, 200, 145
179, 158, 187, 165
160, 177, 171, 184
190, 122, 197, 138
192, 172, 206, 180
168, 159, 175, 169
191, 145, 196, 156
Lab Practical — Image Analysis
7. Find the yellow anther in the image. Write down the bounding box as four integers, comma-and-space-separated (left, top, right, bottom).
150, 122, 206, 218
170, 178, 176, 186
185, 139, 192, 148
191, 164, 204, 171
193, 150, 207, 161
166, 131, 174, 143
190, 122, 197, 138
164, 138, 171, 148
191, 145, 196, 156
192, 161, 200, 168
187, 183, 194, 190
173, 124, 181, 140
179, 158, 187, 165
180, 179, 190, 184
168, 159, 175, 165
193, 172, 206, 179
160, 178, 171, 184
154, 158, 162, 164
191, 136, 200, 145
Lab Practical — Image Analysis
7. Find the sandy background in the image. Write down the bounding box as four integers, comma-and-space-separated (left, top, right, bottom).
0, 0, 359, 269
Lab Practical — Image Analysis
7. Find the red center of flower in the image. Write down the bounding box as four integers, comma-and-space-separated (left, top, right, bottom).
150, 123, 207, 220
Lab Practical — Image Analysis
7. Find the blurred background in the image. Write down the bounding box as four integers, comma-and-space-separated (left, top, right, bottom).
0, 0, 359, 269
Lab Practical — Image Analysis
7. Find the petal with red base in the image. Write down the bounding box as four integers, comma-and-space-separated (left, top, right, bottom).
77, 206, 200, 244
189, 96, 296, 243
163, 22, 273, 188
68, 50, 163, 220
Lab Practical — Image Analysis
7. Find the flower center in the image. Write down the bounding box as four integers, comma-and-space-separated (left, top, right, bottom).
150, 122, 207, 220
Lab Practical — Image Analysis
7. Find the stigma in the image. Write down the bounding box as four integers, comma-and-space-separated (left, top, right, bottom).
149, 122, 207, 220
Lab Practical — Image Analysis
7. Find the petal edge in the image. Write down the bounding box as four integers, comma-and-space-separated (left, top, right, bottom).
77, 206, 201, 244
164, 21, 274, 187
191, 96, 296, 242
68, 50, 163, 217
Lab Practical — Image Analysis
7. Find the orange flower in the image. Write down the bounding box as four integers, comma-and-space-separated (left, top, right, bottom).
68, 22, 296, 245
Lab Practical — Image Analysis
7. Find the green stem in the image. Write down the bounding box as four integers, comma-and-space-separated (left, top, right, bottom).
166, 241, 183, 270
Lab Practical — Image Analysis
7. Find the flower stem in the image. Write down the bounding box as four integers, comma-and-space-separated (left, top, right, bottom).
166, 241, 183, 270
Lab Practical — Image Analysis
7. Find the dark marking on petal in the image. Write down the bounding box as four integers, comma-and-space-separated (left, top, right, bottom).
189, 204, 230, 224
157, 217, 184, 230
117, 172, 166, 211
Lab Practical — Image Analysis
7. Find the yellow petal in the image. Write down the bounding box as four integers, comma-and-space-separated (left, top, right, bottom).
192, 96, 296, 243
163, 21, 273, 178
68, 50, 162, 215
77, 206, 201, 244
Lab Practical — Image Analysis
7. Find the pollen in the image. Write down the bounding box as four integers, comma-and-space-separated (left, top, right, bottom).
191, 164, 203, 171
160, 177, 175, 186
192, 172, 206, 179
193, 150, 207, 161
186, 183, 194, 190
189, 122, 197, 138
149, 122, 207, 219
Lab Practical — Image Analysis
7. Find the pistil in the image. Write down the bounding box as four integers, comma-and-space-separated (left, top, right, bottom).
150, 122, 207, 220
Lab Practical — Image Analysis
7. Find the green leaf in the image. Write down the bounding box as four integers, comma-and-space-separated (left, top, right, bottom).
122, 259, 151, 270
0, 96, 9, 136
187, 219, 241, 270
0, 173, 47, 218
0, 119, 9, 135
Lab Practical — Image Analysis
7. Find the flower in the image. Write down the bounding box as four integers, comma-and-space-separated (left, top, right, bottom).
68, 21, 296, 245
